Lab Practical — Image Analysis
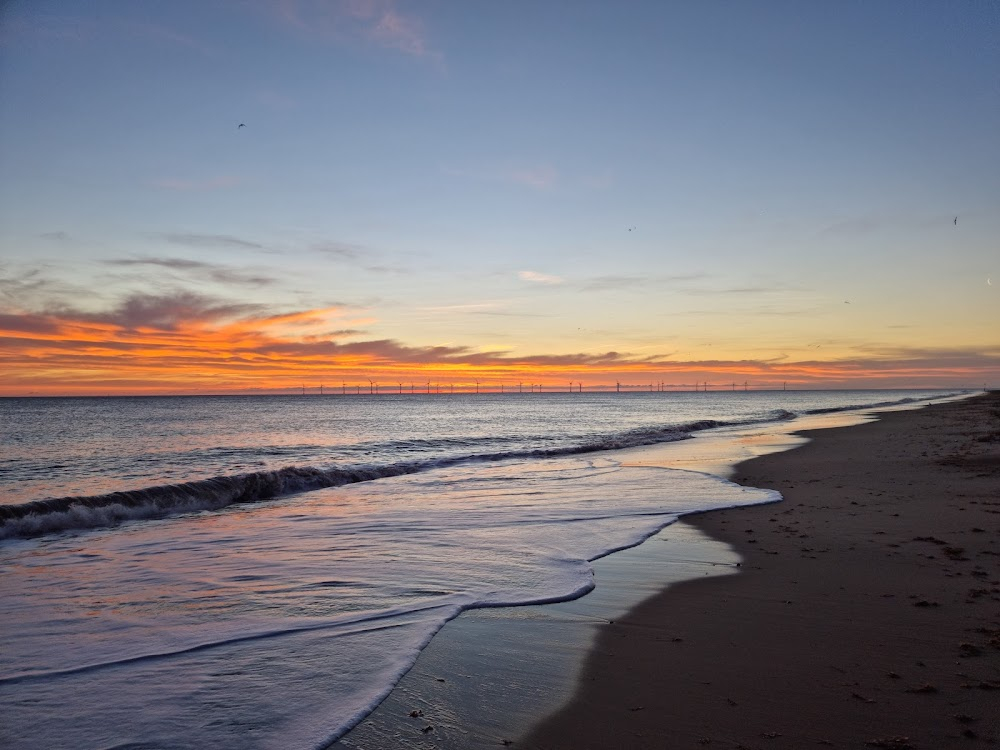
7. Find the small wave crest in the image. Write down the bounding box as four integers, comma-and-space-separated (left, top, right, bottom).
804, 396, 922, 415
0, 418, 734, 541
0, 465, 425, 541
769, 409, 798, 421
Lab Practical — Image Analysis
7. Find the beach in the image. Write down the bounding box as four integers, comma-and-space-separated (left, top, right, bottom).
1, 391, 989, 749
523, 392, 1000, 749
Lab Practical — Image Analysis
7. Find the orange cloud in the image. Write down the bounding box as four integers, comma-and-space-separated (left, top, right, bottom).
1, 293, 996, 395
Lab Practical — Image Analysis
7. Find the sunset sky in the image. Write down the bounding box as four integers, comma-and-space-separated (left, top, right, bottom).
1, 1, 997, 395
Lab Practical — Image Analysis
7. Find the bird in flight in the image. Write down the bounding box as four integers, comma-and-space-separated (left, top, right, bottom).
954, 216, 958, 225
238, 123, 246, 129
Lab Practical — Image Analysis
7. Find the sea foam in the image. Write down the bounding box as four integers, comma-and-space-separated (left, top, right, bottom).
0, 457, 778, 749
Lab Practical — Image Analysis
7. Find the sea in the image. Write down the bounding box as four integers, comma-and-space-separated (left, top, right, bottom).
0, 389, 967, 749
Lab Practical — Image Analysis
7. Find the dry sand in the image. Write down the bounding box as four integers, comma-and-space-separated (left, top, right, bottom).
522, 392, 1000, 749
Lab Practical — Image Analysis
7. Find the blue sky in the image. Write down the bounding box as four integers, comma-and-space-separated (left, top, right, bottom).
1, 1, 997, 393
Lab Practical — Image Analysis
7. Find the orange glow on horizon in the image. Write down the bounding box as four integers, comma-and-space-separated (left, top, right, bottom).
0, 304, 994, 396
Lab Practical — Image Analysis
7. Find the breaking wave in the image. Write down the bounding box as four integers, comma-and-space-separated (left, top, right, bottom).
1, 419, 734, 540
1, 391, 958, 541
803, 397, 917, 415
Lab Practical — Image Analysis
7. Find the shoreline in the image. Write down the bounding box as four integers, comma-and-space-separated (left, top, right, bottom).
333, 395, 975, 749
523, 391, 1000, 749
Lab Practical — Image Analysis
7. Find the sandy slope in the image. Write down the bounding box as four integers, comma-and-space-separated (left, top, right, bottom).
523, 393, 1000, 749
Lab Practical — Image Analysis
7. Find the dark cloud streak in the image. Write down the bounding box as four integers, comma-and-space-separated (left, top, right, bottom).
71, 291, 265, 331
160, 233, 264, 250
106, 257, 274, 286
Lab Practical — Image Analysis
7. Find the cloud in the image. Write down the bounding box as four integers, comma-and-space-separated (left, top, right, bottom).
851, 343, 1000, 364
579, 272, 712, 292
505, 165, 557, 189
159, 233, 264, 250
310, 240, 411, 274
105, 257, 275, 287
312, 241, 365, 260
0, 265, 69, 306
77, 291, 267, 331
519, 271, 564, 285
0, 313, 60, 335
677, 282, 806, 296
419, 303, 505, 314
369, 7, 430, 57
579, 275, 649, 292
2, 292, 997, 394
152, 176, 244, 191
0, 289, 678, 394
271, 0, 439, 60
362, 264, 409, 274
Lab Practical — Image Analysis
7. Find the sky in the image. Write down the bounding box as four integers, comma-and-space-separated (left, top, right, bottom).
1, 0, 997, 395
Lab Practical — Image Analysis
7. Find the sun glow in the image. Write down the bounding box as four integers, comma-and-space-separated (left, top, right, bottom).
1, 301, 993, 396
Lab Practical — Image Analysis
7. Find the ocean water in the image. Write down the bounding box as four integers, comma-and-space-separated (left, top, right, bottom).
0, 390, 962, 748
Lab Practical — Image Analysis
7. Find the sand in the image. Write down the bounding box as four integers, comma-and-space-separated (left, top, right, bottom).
522, 392, 1000, 749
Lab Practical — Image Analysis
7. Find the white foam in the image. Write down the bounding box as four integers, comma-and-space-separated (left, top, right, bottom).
0, 456, 777, 749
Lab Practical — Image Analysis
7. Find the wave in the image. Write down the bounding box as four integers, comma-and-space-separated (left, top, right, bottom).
0, 392, 955, 541
800, 393, 966, 415
803, 398, 912, 415
0, 419, 731, 541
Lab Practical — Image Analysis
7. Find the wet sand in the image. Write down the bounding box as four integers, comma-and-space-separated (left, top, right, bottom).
523, 392, 1000, 749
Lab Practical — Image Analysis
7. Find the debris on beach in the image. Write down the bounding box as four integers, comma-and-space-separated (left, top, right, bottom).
865, 738, 914, 750
961, 680, 1000, 690
958, 642, 983, 656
